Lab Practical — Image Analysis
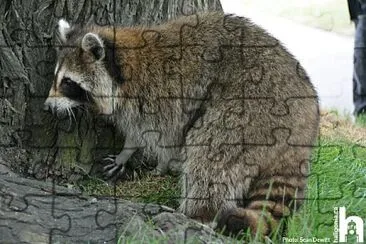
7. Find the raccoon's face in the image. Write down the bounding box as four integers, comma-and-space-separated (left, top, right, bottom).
44, 19, 115, 116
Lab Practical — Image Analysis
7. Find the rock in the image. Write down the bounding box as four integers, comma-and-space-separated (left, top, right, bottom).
0, 174, 233, 243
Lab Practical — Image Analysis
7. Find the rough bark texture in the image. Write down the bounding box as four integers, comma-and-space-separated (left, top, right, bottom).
0, 0, 224, 242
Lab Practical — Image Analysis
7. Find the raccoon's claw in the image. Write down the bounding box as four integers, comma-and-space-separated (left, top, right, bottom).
103, 155, 116, 163
101, 147, 137, 180
102, 155, 126, 179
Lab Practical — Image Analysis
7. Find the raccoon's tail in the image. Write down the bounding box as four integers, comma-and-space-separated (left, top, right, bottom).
215, 179, 304, 238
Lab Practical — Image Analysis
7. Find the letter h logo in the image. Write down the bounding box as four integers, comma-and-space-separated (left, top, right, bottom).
338, 207, 364, 243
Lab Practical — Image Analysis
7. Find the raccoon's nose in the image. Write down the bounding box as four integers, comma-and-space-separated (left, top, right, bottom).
43, 103, 51, 112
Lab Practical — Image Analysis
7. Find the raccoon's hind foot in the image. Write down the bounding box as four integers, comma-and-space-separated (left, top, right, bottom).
148, 168, 165, 176
147, 159, 176, 176
215, 205, 289, 240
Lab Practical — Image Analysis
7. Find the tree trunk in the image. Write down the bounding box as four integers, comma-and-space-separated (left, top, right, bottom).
0, 0, 223, 242
0, 0, 223, 182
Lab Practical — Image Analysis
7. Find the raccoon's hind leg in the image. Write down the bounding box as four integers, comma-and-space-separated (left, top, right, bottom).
103, 136, 137, 179
178, 145, 251, 224
179, 144, 305, 239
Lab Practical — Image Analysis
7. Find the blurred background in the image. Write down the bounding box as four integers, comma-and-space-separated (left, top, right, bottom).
221, 0, 355, 114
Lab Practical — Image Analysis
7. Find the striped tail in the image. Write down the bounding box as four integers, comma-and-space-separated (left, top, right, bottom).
215, 178, 305, 239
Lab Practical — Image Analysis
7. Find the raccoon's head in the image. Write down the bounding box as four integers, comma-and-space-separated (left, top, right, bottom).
44, 19, 120, 116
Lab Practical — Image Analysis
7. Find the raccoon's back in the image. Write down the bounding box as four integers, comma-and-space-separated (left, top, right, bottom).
110, 12, 317, 100
176, 13, 319, 156
171, 12, 318, 136
145, 12, 317, 103
176, 12, 317, 98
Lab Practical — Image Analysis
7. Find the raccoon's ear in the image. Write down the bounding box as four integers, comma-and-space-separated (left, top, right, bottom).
81, 33, 105, 61
57, 19, 72, 43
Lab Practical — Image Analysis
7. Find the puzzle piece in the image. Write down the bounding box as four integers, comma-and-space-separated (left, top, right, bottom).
1, 0, 365, 243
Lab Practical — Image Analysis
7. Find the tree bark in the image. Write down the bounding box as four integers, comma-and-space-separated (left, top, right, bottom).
0, 0, 223, 182
0, 0, 223, 242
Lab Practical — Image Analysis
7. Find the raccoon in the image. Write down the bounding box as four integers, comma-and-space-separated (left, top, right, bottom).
44, 12, 319, 238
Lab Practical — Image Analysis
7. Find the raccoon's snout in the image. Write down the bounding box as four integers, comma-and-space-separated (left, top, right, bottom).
43, 102, 51, 113
43, 96, 79, 116
43, 98, 57, 115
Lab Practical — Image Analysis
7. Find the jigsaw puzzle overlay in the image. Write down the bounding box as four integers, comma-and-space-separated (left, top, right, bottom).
0, 0, 365, 243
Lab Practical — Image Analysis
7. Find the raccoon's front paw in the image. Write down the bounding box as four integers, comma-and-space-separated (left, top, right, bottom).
102, 155, 126, 179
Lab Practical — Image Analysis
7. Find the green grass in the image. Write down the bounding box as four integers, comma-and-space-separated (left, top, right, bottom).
285, 138, 366, 241
79, 174, 181, 208
355, 114, 366, 127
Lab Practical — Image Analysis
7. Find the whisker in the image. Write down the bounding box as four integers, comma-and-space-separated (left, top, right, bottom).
70, 108, 77, 123
77, 104, 91, 120
67, 108, 72, 130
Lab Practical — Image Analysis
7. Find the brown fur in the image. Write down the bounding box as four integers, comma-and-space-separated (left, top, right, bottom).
45, 12, 319, 239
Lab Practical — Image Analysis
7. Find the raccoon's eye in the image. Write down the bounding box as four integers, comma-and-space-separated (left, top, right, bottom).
60, 77, 88, 101
61, 77, 73, 86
